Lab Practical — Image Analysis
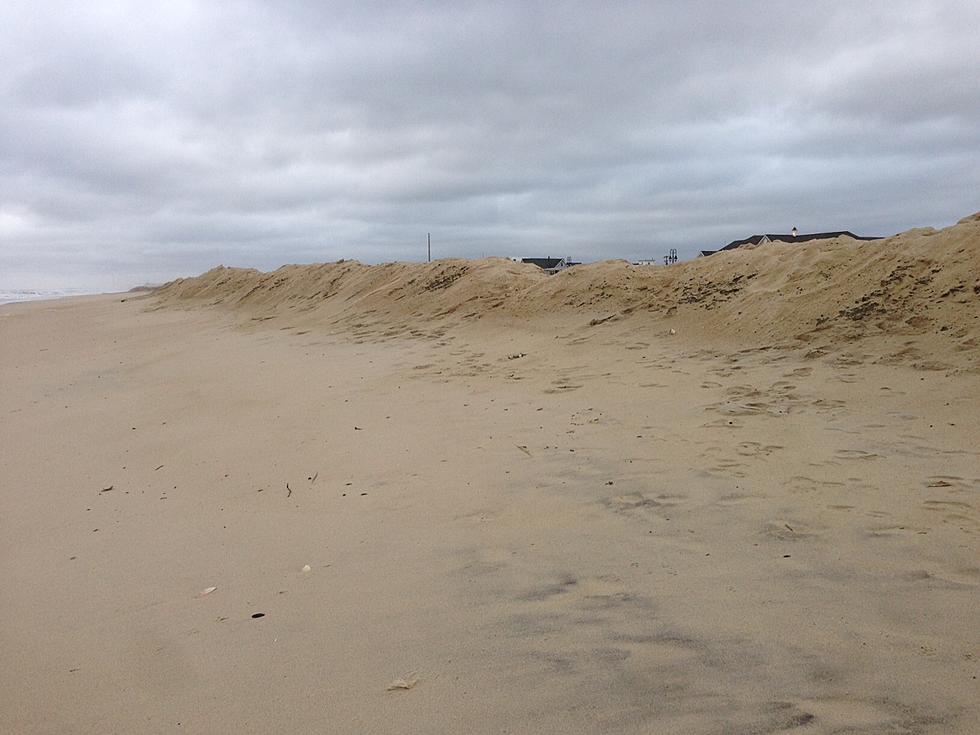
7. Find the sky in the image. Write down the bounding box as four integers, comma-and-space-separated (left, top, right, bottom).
2, 1, 979, 290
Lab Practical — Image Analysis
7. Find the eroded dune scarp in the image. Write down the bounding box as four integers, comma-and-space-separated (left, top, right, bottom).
154, 213, 980, 371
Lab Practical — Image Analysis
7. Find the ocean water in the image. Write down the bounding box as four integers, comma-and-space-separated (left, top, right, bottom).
0, 288, 97, 306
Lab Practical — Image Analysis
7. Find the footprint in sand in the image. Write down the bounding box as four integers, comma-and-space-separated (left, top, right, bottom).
705, 398, 785, 417
543, 383, 583, 394
735, 441, 784, 458
921, 499, 979, 529
794, 697, 942, 733
603, 493, 664, 512
513, 573, 653, 616
704, 459, 748, 479
715, 493, 765, 506
787, 476, 846, 493
600, 492, 688, 522
833, 448, 881, 461
865, 524, 928, 538
761, 520, 817, 541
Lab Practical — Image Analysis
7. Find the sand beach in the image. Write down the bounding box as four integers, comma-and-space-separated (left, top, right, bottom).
1, 215, 978, 733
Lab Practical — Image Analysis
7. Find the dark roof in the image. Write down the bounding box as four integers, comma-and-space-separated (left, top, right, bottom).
719, 231, 882, 252
720, 235, 767, 251
520, 257, 563, 269
698, 250, 718, 257
521, 257, 567, 269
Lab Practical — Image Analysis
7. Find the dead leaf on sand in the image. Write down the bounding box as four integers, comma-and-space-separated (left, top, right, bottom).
386, 673, 419, 691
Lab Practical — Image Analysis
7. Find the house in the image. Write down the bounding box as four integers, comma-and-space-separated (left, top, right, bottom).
514, 256, 580, 274
634, 248, 677, 266
704, 230, 881, 256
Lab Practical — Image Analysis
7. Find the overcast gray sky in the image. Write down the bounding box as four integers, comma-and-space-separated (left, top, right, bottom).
2, 1, 978, 289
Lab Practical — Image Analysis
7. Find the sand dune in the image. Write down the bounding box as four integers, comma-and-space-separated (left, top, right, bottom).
155, 213, 980, 371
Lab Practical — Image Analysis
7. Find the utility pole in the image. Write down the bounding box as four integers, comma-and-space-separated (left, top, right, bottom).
427, 233, 431, 263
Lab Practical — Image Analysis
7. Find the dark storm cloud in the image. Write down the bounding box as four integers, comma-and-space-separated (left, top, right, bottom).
1, 0, 978, 288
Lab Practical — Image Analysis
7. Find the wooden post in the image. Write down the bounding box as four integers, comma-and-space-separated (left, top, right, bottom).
427, 233, 431, 262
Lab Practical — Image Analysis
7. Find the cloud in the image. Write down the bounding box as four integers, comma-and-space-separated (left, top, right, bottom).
1, 0, 978, 289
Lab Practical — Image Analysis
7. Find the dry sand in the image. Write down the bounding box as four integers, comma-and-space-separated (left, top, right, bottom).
1, 215, 978, 733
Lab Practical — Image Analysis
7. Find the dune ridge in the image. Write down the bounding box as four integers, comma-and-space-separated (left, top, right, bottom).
154, 213, 980, 370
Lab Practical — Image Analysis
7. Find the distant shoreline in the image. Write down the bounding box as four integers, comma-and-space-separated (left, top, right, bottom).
0, 289, 98, 306
0, 288, 149, 307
